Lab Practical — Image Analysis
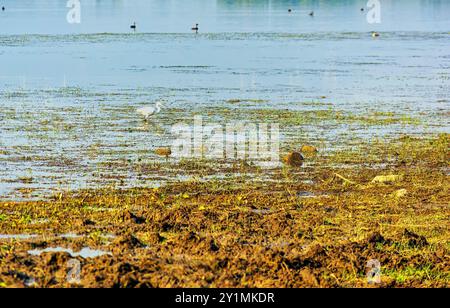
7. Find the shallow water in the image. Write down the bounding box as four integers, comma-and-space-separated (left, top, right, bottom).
0, 234, 38, 240
28, 247, 112, 258
0, 233, 115, 241
0, 0, 449, 199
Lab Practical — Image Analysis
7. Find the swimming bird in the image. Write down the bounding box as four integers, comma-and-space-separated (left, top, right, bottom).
130, 22, 136, 31
309, 11, 314, 17
191, 23, 199, 33
371, 31, 380, 38
137, 101, 163, 120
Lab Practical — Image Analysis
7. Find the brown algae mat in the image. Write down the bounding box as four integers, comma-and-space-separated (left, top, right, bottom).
0, 134, 448, 288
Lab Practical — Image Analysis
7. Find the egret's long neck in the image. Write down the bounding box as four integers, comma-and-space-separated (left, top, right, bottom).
156, 103, 162, 113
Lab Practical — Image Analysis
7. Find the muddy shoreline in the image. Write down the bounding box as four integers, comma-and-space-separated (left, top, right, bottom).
0, 134, 448, 287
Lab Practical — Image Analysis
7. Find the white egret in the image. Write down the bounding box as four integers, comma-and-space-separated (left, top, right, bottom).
137, 101, 163, 121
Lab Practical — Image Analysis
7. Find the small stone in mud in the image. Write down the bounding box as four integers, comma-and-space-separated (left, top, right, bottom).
283, 152, 304, 167
154, 147, 172, 157
300, 145, 318, 154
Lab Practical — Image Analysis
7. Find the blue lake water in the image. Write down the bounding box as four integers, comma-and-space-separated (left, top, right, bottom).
0, 0, 448, 105
1, 0, 450, 34
0, 0, 449, 198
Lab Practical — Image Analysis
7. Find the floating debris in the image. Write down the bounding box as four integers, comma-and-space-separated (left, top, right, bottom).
372, 174, 403, 184
300, 145, 318, 154
283, 152, 304, 167
154, 147, 172, 158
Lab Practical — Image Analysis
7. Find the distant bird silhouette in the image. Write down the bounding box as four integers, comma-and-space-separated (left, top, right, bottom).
1, 6, 5, 11
191, 23, 199, 33
130, 22, 136, 31
137, 101, 163, 121
371, 31, 380, 38
309, 11, 314, 17
361, 8, 364, 11
288, 9, 292, 13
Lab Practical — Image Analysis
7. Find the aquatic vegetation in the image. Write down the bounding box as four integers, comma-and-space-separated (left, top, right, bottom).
0, 0, 449, 288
